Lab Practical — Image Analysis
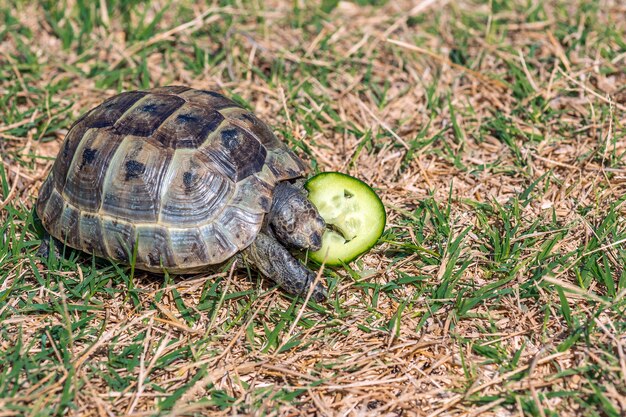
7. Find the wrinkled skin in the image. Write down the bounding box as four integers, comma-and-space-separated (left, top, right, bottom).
269, 180, 325, 251
243, 232, 327, 302
242, 180, 327, 302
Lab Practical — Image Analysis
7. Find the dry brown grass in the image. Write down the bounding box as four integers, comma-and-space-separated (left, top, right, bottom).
1, 0, 626, 415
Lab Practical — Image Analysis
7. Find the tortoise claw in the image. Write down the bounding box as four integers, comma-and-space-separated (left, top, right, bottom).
36, 232, 63, 259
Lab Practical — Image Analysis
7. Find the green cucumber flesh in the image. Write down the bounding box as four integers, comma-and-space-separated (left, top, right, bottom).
305, 172, 386, 265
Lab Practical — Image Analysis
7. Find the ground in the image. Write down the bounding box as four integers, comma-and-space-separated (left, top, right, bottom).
1, 0, 625, 416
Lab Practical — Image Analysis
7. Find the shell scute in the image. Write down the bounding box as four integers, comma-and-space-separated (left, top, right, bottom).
229, 174, 273, 214
79, 213, 107, 256
180, 89, 242, 110
159, 151, 234, 226
63, 128, 125, 211
200, 124, 267, 182
113, 94, 185, 138
169, 228, 211, 270
196, 223, 239, 264
226, 109, 282, 150
40, 187, 65, 239
217, 205, 265, 250
100, 138, 171, 222
83, 91, 147, 129
51, 122, 90, 190
148, 85, 191, 95
36, 175, 54, 215
153, 103, 225, 149
136, 225, 176, 269
102, 218, 136, 263
59, 205, 81, 248
265, 149, 308, 181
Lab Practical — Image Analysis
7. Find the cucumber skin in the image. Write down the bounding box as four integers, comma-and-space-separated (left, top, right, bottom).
305, 172, 386, 266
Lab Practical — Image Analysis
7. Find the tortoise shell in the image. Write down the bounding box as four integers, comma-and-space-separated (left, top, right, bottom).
36, 86, 307, 273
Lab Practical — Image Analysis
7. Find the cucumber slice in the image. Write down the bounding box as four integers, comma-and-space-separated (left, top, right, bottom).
305, 172, 386, 265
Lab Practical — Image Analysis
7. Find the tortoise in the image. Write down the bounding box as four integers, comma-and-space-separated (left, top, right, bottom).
36, 86, 328, 302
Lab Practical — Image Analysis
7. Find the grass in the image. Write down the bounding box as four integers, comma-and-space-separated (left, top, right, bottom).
1, 0, 626, 415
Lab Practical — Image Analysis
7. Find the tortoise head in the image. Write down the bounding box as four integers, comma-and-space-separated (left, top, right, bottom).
269, 181, 325, 251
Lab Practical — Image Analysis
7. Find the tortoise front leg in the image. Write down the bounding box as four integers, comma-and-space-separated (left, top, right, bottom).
243, 232, 327, 302
37, 231, 64, 259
